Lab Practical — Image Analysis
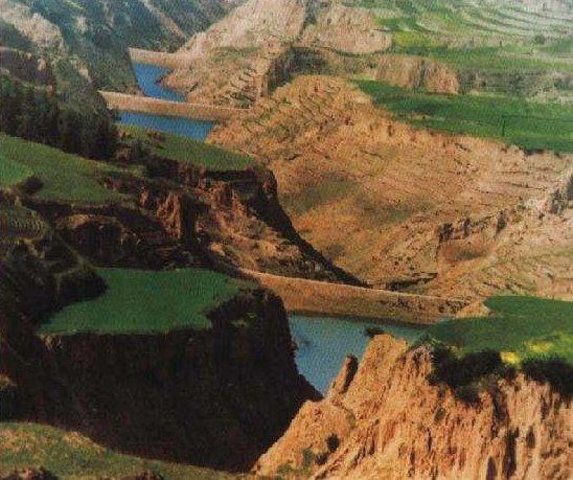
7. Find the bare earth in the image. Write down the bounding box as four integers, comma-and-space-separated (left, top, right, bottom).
210, 75, 573, 304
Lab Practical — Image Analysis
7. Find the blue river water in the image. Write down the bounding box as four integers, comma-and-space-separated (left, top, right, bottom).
132, 63, 185, 101
118, 63, 214, 141
124, 61, 424, 394
289, 315, 424, 394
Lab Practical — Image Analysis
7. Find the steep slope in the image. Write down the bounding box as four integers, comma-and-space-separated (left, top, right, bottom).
211, 75, 573, 303
256, 334, 573, 479
165, 0, 392, 107
0, 0, 230, 106
0, 198, 318, 472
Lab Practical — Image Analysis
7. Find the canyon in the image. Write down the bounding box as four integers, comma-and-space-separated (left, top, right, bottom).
1, 0, 573, 478
211, 75, 573, 306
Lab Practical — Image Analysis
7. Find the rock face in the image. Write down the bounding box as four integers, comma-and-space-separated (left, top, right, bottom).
376, 55, 459, 94
0, 200, 319, 472
301, 2, 392, 55
256, 335, 573, 479
35, 289, 317, 471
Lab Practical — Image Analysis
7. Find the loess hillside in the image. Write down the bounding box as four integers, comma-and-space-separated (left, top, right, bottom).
211, 75, 573, 305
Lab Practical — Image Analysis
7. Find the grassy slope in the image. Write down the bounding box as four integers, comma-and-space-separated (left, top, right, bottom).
121, 125, 253, 171
0, 152, 33, 186
0, 422, 238, 480
0, 134, 134, 204
428, 296, 573, 365
39, 268, 241, 335
357, 80, 573, 152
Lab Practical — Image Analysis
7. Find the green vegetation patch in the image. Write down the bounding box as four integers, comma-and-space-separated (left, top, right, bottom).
0, 422, 237, 480
121, 125, 253, 171
424, 296, 573, 399
357, 80, 573, 153
428, 296, 573, 366
39, 268, 241, 335
0, 134, 133, 204
0, 152, 33, 187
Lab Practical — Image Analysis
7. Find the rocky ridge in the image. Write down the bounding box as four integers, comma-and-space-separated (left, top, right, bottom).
256, 334, 573, 479
165, 0, 392, 107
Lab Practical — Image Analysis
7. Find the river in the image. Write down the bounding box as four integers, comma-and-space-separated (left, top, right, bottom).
126, 61, 424, 395
290, 315, 424, 394
118, 63, 214, 141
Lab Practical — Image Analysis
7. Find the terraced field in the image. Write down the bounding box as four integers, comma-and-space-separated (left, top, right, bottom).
360, 0, 573, 46
354, 0, 573, 100
212, 75, 573, 302
39, 268, 243, 335
0, 134, 136, 204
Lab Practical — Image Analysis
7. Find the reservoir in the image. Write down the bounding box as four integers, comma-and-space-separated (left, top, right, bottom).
289, 315, 424, 394
118, 63, 214, 141
124, 61, 425, 396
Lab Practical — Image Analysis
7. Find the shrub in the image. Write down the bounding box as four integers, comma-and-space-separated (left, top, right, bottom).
430, 346, 504, 388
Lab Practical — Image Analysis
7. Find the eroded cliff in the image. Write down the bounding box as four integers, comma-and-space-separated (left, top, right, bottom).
256, 334, 573, 479
0, 199, 319, 472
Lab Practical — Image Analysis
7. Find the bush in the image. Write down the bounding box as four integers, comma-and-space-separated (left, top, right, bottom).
429, 346, 504, 388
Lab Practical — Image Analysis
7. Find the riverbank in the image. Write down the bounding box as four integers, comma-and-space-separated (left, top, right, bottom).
129, 47, 189, 70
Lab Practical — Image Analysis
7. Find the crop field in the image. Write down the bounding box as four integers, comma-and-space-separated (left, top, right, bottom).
428, 296, 573, 366
38, 268, 241, 335
357, 80, 573, 153
357, 0, 573, 100
357, 0, 573, 46
120, 125, 253, 171
0, 422, 236, 480
0, 134, 135, 204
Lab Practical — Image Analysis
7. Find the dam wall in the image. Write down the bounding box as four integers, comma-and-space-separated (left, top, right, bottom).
99, 91, 248, 122
242, 270, 468, 324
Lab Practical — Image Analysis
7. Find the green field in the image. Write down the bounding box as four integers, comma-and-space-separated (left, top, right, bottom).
121, 125, 253, 171
0, 134, 135, 204
356, 0, 573, 100
39, 268, 241, 335
358, 0, 573, 46
0, 422, 237, 480
0, 152, 33, 187
428, 296, 573, 366
357, 80, 573, 153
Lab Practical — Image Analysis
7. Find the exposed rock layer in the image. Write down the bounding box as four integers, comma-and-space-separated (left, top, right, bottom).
376, 54, 459, 94
166, 0, 391, 107
256, 334, 573, 479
